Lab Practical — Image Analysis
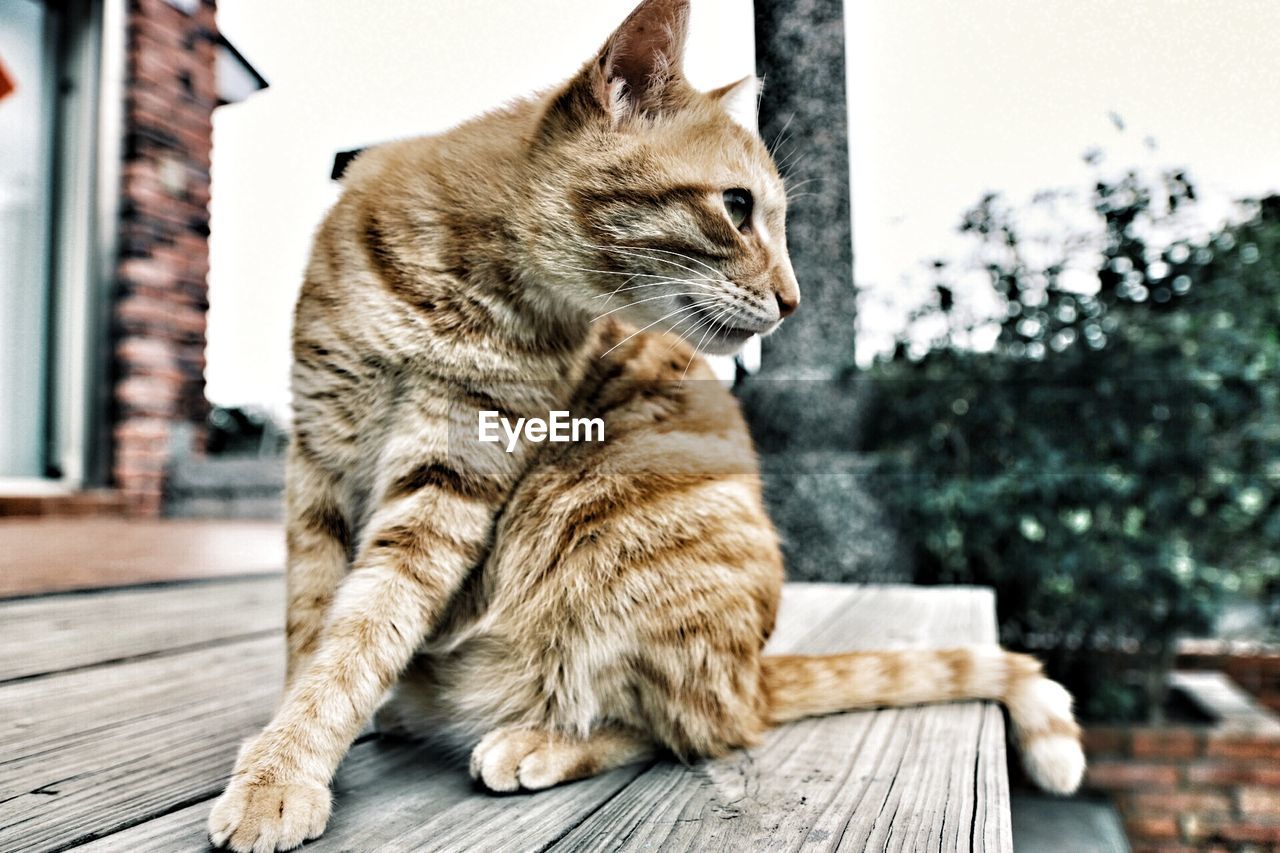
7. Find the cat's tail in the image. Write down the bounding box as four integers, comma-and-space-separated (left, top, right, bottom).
762, 647, 1085, 795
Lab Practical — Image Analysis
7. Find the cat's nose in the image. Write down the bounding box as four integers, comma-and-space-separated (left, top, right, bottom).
775, 289, 799, 318
772, 260, 800, 319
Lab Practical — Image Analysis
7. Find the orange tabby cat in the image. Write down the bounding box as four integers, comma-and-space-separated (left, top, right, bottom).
208, 2, 1084, 850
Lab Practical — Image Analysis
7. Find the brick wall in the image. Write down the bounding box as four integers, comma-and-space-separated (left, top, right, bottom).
112, 0, 217, 515
1181, 641, 1280, 715
1085, 673, 1280, 852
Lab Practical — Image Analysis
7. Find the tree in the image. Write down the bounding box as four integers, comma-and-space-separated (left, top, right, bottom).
862, 165, 1280, 721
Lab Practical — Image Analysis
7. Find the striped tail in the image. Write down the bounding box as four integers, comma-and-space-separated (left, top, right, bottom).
762, 646, 1085, 794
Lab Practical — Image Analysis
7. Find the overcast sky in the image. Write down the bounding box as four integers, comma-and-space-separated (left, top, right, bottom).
210, 1, 1280, 414
847, 0, 1280, 362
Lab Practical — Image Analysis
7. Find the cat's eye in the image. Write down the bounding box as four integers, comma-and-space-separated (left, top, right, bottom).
723, 188, 753, 231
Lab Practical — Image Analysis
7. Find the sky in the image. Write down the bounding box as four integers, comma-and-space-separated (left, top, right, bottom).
846, 0, 1280, 363
209, 1, 1280, 414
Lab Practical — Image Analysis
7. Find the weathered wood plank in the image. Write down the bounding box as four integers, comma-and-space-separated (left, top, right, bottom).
0, 636, 283, 852
0, 577, 283, 682
549, 584, 1012, 852
42, 583, 1011, 852
72, 739, 649, 853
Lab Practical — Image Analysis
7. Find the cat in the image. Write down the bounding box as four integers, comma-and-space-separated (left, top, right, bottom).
208, 1, 1085, 850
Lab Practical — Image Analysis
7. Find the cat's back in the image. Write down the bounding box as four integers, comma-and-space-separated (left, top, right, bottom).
292, 96, 571, 380
296, 94, 541, 307
288, 102, 554, 472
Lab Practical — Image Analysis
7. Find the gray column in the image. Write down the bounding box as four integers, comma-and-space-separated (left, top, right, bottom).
754, 0, 857, 374
742, 0, 910, 583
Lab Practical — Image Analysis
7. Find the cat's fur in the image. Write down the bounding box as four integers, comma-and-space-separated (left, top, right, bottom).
208, 2, 1084, 850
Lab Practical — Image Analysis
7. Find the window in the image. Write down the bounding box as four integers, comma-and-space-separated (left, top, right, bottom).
0, 0, 58, 477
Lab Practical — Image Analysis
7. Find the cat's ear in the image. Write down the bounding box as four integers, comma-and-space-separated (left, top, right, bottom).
546, 0, 691, 131
602, 0, 690, 116
710, 75, 761, 136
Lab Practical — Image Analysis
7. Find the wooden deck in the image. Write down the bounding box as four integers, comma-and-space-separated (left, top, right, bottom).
0, 579, 1013, 852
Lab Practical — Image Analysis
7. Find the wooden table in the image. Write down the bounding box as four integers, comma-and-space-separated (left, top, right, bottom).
0, 580, 1012, 852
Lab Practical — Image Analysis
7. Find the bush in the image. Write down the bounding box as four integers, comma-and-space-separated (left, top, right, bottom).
861, 168, 1280, 721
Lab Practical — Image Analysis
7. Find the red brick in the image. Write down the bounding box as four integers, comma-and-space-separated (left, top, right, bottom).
1083, 725, 1128, 756
1125, 815, 1179, 841
115, 448, 168, 475
1129, 790, 1232, 815
1238, 786, 1280, 817
1088, 760, 1180, 790
117, 294, 180, 330
1189, 819, 1280, 845
109, 0, 220, 515
117, 336, 177, 370
1187, 761, 1280, 787
117, 377, 180, 415
125, 494, 163, 519
1205, 734, 1280, 762
118, 257, 177, 289
1130, 727, 1202, 758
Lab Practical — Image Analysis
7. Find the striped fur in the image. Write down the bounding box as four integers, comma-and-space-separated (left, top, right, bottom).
764, 649, 1085, 793
208, 2, 1080, 850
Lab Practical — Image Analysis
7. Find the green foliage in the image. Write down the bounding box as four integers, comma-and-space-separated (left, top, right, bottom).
862, 168, 1280, 721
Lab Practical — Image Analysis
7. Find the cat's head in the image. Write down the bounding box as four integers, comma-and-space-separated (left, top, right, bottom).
530, 0, 799, 356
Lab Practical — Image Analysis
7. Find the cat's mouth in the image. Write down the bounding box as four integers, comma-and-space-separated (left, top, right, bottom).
680, 300, 777, 354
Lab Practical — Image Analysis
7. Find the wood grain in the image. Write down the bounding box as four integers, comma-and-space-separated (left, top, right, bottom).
0, 580, 1012, 852
549, 585, 1012, 852
0, 577, 283, 682
0, 636, 283, 852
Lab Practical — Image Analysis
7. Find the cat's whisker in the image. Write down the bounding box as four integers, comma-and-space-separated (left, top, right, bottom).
614, 244, 727, 277
590, 291, 719, 323
667, 301, 722, 353
784, 178, 822, 193
677, 303, 727, 342
615, 244, 725, 280
664, 294, 729, 359
680, 310, 728, 384
785, 186, 822, 203
665, 316, 708, 353
772, 143, 799, 172
597, 277, 690, 307
767, 112, 796, 156
543, 260, 720, 309
592, 279, 718, 299
551, 262, 718, 285
775, 147, 808, 180
598, 299, 718, 358
587, 242, 723, 280
778, 156, 807, 182
600, 273, 643, 307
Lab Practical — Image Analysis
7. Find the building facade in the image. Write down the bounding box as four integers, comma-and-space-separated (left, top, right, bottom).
0, 0, 261, 515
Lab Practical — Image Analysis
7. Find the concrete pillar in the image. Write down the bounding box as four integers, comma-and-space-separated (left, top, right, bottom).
743, 0, 911, 583
753, 0, 857, 375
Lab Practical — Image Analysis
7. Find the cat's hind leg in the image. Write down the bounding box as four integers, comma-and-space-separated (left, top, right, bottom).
469, 726, 653, 792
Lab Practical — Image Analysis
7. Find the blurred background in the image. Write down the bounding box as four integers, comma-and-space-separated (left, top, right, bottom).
2, 1, 1279, 849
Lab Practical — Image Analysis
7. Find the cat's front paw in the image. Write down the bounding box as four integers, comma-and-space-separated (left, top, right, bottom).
207, 777, 331, 852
